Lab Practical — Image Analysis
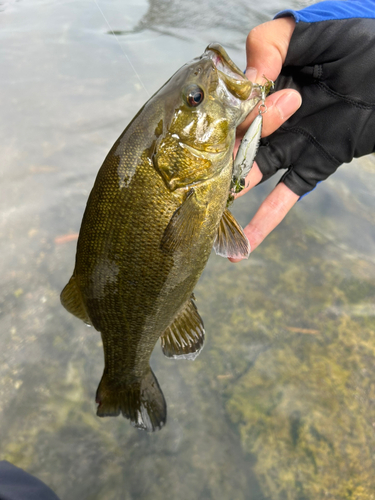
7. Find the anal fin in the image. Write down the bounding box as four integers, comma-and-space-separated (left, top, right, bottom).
213, 208, 250, 259
161, 296, 205, 360
60, 275, 92, 325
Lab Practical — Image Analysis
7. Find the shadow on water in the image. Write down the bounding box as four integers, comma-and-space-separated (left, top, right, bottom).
1, 0, 375, 499
111, 0, 271, 42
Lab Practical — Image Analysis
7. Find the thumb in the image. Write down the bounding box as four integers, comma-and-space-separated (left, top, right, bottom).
245, 17, 296, 84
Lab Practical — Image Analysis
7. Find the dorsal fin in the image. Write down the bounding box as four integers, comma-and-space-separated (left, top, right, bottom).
213, 209, 250, 259
160, 296, 205, 360
60, 275, 92, 326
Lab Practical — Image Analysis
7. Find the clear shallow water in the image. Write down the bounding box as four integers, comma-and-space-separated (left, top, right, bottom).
1, 1, 375, 499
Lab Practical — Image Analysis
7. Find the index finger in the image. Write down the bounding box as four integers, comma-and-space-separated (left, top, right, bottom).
229, 182, 299, 262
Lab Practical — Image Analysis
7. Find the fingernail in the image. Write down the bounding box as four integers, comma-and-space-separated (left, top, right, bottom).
275, 92, 302, 120
246, 67, 257, 82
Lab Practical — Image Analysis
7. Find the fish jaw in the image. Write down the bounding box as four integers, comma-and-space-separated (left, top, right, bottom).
203, 43, 263, 124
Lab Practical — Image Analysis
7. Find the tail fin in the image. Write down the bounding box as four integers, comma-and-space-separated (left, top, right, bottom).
95, 368, 166, 432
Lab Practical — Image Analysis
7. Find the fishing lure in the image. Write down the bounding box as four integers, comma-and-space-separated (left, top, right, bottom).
231, 78, 274, 195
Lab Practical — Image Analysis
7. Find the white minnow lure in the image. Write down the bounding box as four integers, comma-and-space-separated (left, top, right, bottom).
231, 77, 274, 195
232, 113, 263, 193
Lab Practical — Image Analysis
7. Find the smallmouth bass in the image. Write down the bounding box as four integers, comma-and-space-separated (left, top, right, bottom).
61, 43, 265, 431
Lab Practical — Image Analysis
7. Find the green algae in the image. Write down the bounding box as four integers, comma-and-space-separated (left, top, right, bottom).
194, 177, 375, 499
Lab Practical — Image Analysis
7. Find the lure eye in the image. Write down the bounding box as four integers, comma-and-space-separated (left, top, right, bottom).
186, 85, 204, 107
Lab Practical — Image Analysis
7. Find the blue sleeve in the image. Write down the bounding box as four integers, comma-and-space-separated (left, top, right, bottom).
0, 461, 61, 500
274, 0, 375, 22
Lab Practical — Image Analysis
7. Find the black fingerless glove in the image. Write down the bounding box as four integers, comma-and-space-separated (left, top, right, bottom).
256, 1, 375, 196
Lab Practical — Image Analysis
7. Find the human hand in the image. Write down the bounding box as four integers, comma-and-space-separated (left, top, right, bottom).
233, 7, 375, 259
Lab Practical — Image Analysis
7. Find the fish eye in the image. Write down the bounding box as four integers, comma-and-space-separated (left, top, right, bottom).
185, 85, 204, 107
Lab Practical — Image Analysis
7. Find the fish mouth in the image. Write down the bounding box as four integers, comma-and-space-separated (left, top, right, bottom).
204, 42, 261, 101
205, 43, 246, 79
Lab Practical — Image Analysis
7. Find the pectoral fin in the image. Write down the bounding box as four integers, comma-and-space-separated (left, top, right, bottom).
213, 209, 250, 259
160, 295, 205, 360
60, 275, 92, 325
160, 189, 205, 253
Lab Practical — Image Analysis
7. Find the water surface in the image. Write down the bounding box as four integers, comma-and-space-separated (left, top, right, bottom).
1, 1, 375, 499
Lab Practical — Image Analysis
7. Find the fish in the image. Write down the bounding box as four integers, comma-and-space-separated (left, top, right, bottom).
61, 43, 267, 431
